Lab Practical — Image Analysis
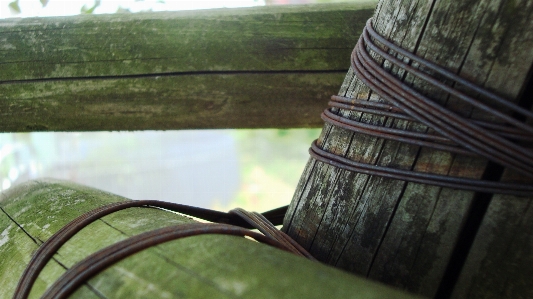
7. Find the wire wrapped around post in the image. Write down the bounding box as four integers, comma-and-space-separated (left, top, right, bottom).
310, 18, 533, 196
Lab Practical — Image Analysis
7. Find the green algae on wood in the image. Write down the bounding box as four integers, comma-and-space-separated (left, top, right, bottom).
0, 73, 344, 131
0, 180, 421, 299
0, 3, 377, 132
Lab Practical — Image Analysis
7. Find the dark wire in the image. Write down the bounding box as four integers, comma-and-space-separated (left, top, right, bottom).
314, 18, 533, 195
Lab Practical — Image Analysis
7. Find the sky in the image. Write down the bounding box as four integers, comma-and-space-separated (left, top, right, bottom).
0, 0, 265, 18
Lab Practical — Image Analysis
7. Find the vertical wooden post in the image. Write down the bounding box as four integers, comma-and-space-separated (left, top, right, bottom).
283, 0, 533, 298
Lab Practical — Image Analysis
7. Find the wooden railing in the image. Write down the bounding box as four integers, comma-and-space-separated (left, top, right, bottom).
0, 3, 375, 131
3, 2, 531, 299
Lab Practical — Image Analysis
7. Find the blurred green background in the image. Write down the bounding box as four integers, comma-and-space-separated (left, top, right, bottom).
0, 129, 319, 211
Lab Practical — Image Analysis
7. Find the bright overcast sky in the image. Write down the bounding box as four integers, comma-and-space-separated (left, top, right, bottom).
0, 0, 265, 18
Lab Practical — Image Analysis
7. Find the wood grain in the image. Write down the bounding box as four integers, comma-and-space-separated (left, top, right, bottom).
0, 179, 422, 299
0, 3, 376, 132
283, 0, 533, 298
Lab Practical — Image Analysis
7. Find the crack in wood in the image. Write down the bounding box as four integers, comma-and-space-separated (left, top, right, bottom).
0, 69, 348, 85
96, 216, 240, 298
0, 207, 41, 246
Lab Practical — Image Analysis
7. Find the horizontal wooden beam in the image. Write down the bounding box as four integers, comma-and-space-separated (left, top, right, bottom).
0, 3, 376, 132
0, 179, 421, 298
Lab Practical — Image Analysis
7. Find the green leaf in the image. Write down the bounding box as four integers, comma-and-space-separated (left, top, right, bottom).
8, 0, 21, 14
80, 5, 95, 14
80, 0, 101, 14
40, 0, 49, 7
115, 7, 132, 14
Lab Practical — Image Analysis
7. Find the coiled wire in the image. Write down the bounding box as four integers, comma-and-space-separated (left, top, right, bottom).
312, 18, 533, 196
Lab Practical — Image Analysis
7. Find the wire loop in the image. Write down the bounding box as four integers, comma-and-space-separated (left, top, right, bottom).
14, 201, 294, 299
316, 18, 533, 195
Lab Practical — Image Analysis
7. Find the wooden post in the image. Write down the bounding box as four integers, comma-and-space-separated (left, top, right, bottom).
0, 180, 421, 299
283, 0, 533, 298
0, 3, 376, 132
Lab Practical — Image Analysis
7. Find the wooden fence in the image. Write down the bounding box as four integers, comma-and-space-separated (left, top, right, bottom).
1, 1, 532, 299
0, 3, 375, 131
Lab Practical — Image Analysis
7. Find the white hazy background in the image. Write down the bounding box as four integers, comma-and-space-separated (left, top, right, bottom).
0, 0, 265, 18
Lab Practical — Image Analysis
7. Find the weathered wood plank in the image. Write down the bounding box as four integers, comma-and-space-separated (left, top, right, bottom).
283, 0, 533, 298
0, 3, 377, 132
451, 10, 533, 289
451, 180, 533, 299
0, 180, 422, 299
0, 3, 376, 79
0, 73, 343, 131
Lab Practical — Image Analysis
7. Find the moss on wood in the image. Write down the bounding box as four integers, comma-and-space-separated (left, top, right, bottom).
0, 3, 377, 132
0, 180, 420, 299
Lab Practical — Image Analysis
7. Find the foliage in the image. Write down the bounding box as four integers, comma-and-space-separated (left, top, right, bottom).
7, 0, 20, 14
80, 0, 101, 14
212, 129, 320, 212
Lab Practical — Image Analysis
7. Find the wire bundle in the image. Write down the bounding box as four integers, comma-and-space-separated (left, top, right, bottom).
311, 18, 533, 196
14, 201, 299, 299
